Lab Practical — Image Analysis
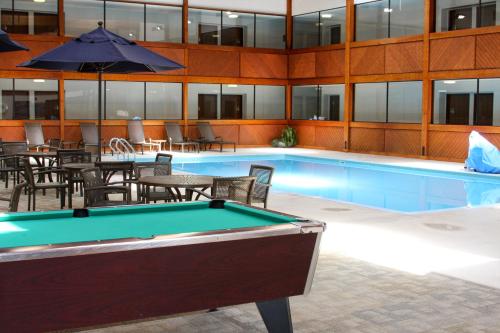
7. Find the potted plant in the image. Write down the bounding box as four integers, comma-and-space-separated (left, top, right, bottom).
272, 126, 297, 148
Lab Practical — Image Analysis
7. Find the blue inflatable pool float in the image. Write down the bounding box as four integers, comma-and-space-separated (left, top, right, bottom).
465, 131, 500, 174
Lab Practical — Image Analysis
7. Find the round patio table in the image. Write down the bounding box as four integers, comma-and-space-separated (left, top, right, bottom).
138, 175, 215, 202
63, 162, 95, 208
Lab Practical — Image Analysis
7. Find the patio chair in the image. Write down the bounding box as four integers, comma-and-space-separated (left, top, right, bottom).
127, 120, 161, 154
81, 167, 131, 207
24, 122, 51, 151
196, 122, 236, 152
165, 123, 200, 153
0, 182, 26, 212
80, 123, 109, 155
1, 142, 28, 188
23, 159, 68, 211
191, 176, 256, 205
133, 159, 174, 203
55, 150, 92, 194
249, 165, 274, 208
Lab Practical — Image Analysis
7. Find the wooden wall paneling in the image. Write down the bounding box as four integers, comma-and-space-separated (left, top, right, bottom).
475, 33, 500, 69
288, 53, 316, 78
187, 49, 240, 77
385, 42, 423, 74
350, 45, 385, 76
285, 84, 292, 120
58, 0, 64, 37
428, 131, 469, 160
293, 126, 316, 147
421, 0, 433, 157
429, 36, 475, 71
286, 0, 293, 49
101, 126, 127, 141
182, 82, 189, 137
182, 0, 189, 44
143, 125, 165, 141
209, 125, 240, 144
64, 126, 82, 142
350, 128, 385, 153
0, 127, 26, 141
0, 41, 62, 70
239, 125, 286, 145
42, 125, 61, 141
315, 50, 345, 78
384, 129, 421, 156
240, 53, 288, 79
147, 47, 186, 76
314, 126, 344, 150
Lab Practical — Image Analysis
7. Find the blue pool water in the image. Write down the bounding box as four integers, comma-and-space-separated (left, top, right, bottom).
164, 154, 500, 213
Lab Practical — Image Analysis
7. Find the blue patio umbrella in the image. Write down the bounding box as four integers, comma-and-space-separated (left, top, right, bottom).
18, 22, 184, 160
0, 29, 28, 52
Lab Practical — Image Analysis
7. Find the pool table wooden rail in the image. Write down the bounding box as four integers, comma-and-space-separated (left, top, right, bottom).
0, 205, 325, 333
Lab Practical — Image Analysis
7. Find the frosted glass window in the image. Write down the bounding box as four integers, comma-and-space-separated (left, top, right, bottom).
146, 82, 182, 120
105, 81, 144, 120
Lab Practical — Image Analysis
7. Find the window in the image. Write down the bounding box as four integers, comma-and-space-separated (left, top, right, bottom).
1, 0, 58, 35
355, 81, 422, 123
189, 8, 286, 49
188, 83, 285, 120
222, 11, 254, 47
105, 1, 144, 41
255, 86, 285, 119
0, 79, 58, 120
64, 0, 103, 37
64, 80, 100, 120
293, 84, 345, 120
436, 0, 497, 32
433, 79, 499, 126
145, 82, 182, 120
146, 5, 182, 43
105, 81, 144, 120
255, 15, 286, 49
293, 7, 346, 49
355, 0, 423, 41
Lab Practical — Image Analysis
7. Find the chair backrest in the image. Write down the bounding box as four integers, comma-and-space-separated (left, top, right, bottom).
2, 142, 28, 156
81, 167, 106, 207
197, 122, 216, 141
212, 176, 256, 204
155, 153, 173, 163
24, 123, 45, 146
249, 165, 274, 201
80, 123, 98, 145
48, 138, 62, 150
128, 120, 146, 144
7, 182, 26, 212
165, 123, 184, 143
57, 150, 91, 166
95, 161, 134, 183
133, 162, 171, 178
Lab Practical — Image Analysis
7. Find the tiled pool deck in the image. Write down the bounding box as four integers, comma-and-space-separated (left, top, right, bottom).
2, 148, 500, 332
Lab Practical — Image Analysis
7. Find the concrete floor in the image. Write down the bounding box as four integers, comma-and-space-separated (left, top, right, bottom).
1, 148, 500, 332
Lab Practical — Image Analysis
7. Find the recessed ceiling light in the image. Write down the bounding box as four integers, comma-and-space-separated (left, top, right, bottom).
321, 13, 333, 19
128, 32, 135, 38
225, 11, 232, 15
33, 79, 45, 83
443, 80, 456, 84
227, 84, 238, 88
228, 14, 239, 19
187, 20, 192, 24
383, 8, 393, 13
457, 14, 466, 19
33, 0, 46, 3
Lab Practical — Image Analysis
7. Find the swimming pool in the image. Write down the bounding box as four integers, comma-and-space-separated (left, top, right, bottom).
164, 154, 500, 213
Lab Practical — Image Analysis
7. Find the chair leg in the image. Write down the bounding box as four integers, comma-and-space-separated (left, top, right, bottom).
60, 188, 66, 209
32, 190, 36, 211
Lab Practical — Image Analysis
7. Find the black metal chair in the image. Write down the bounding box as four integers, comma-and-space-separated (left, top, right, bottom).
0, 182, 26, 212
1, 142, 28, 188
81, 167, 131, 207
249, 165, 274, 208
134, 155, 173, 203
23, 159, 68, 211
192, 176, 256, 205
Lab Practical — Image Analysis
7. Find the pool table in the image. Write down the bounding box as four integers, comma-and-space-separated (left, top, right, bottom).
0, 200, 325, 333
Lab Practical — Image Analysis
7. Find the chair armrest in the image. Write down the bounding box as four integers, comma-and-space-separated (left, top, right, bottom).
189, 189, 213, 200
0, 197, 10, 202
85, 185, 130, 194
107, 180, 137, 186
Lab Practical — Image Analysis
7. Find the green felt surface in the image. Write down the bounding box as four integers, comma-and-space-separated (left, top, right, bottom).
0, 202, 296, 249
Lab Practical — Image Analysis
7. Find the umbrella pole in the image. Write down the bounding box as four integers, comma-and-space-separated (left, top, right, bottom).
97, 69, 103, 161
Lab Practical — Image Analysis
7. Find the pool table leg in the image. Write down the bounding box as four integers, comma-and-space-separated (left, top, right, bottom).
256, 297, 293, 333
